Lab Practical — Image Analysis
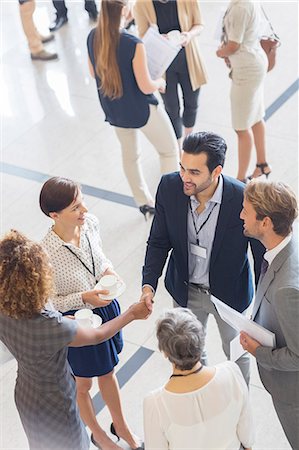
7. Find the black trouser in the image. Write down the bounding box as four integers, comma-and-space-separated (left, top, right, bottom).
161, 48, 200, 139
52, 0, 97, 18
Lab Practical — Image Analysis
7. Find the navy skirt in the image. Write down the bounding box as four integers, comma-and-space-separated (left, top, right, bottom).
65, 300, 123, 377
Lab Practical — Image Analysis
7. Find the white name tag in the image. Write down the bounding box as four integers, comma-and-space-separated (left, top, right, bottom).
190, 243, 207, 259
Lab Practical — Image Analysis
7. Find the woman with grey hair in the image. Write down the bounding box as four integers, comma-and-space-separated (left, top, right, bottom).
143, 308, 254, 449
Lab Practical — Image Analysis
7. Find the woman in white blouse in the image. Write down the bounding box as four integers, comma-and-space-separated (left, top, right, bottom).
216, 0, 270, 183
144, 308, 254, 450
40, 177, 143, 450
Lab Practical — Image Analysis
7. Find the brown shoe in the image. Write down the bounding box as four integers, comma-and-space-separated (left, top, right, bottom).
41, 34, 55, 44
31, 50, 58, 61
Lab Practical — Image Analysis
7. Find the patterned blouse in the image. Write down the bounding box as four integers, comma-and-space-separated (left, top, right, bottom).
42, 214, 113, 313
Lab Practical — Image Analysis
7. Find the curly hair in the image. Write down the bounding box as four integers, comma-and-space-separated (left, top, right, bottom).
0, 230, 53, 319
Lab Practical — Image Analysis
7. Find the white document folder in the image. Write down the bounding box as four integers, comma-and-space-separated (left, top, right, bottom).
142, 26, 181, 79
211, 295, 276, 348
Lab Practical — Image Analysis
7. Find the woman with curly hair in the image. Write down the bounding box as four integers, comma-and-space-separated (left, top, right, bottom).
0, 230, 149, 450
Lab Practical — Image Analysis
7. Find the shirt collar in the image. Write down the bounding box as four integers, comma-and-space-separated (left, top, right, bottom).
44, 222, 87, 251
190, 175, 223, 211
264, 234, 292, 267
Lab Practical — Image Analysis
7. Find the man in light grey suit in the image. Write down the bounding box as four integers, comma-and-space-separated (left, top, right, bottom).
239, 180, 299, 449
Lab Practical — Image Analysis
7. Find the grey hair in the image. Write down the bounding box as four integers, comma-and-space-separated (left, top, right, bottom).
156, 308, 205, 370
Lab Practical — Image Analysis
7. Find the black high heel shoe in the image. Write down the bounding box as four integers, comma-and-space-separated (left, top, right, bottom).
248, 162, 271, 180
139, 205, 155, 221
110, 423, 144, 450
91, 433, 102, 449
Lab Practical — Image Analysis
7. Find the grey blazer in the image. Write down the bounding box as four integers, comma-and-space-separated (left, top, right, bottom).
253, 237, 299, 405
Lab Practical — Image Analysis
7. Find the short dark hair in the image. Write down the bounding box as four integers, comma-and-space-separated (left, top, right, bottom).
39, 177, 80, 216
182, 131, 227, 173
245, 180, 298, 237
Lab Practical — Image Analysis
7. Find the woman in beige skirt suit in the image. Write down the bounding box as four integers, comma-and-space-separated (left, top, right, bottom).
216, 0, 270, 182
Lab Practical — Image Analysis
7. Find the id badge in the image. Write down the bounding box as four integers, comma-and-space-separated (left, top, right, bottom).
190, 243, 207, 259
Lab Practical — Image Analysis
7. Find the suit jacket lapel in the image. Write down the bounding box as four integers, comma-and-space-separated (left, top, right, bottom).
252, 240, 293, 319
252, 268, 275, 318
210, 176, 234, 266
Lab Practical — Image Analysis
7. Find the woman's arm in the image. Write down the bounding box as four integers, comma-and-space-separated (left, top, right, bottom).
216, 40, 240, 58
132, 43, 165, 94
69, 301, 150, 347
180, 24, 203, 47
88, 56, 95, 78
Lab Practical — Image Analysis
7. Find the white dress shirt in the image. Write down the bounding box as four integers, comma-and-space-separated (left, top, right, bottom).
264, 234, 292, 268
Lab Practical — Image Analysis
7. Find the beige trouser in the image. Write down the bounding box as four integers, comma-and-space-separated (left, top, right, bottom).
19, 0, 43, 54
114, 104, 179, 206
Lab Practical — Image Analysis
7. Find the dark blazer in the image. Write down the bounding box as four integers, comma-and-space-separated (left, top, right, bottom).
142, 173, 264, 312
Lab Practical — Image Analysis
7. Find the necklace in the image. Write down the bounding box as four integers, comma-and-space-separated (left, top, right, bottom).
170, 365, 204, 378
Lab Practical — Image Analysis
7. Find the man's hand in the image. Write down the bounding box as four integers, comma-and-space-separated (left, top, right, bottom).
140, 286, 155, 312
240, 331, 261, 357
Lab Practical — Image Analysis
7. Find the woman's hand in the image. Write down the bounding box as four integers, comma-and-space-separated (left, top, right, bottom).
157, 78, 166, 94
180, 31, 191, 47
216, 40, 240, 58
128, 301, 151, 320
216, 45, 225, 58
103, 268, 123, 284
81, 289, 112, 307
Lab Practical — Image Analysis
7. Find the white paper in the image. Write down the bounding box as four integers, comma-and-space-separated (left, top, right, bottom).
211, 295, 276, 348
230, 334, 247, 362
142, 26, 181, 79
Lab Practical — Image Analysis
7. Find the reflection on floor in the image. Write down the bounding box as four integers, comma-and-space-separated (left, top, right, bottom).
1, 1, 298, 449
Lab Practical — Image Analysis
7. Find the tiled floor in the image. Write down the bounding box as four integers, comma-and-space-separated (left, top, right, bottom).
1, 1, 298, 449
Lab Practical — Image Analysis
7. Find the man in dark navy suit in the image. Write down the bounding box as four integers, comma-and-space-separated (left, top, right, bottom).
141, 131, 264, 383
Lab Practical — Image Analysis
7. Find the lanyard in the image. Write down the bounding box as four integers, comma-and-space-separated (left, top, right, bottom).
189, 201, 217, 245
63, 234, 96, 279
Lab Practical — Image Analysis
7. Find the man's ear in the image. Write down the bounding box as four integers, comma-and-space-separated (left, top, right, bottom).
262, 216, 273, 231
213, 165, 223, 178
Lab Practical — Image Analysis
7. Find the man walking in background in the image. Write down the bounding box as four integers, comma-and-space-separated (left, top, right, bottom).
19, 0, 58, 61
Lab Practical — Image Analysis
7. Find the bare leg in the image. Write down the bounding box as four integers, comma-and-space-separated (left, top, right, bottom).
76, 376, 121, 450
250, 120, 271, 178
236, 129, 253, 181
98, 370, 141, 449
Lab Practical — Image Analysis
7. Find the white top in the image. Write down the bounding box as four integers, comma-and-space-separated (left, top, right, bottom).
224, 0, 265, 67
143, 361, 254, 450
264, 234, 292, 267
42, 214, 112, 312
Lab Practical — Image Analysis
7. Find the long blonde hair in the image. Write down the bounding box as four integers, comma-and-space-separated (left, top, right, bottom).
94, 0, 127, 99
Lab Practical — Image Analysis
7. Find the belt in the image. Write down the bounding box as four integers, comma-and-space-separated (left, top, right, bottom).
189, 283, 211, 295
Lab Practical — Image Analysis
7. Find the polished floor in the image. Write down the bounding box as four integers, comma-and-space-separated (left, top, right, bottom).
1, 1, 298, 449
